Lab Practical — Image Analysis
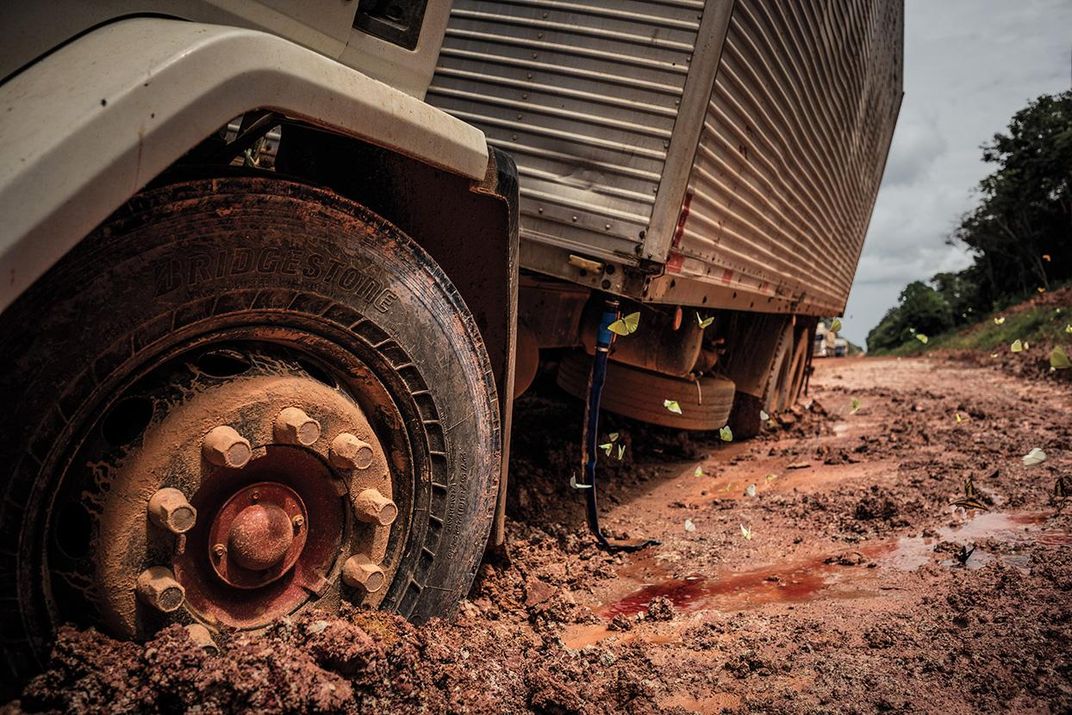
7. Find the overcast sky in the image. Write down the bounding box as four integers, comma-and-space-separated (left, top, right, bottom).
841, 0, 1072, 347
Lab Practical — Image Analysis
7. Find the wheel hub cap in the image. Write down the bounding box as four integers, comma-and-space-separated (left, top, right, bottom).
210, 482, 306, 587
88, 351, 402, 637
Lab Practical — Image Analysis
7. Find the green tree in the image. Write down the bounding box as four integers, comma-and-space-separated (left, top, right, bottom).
931, 270, 981, 325
866, 281, 954, 352
868, 91, 1071, 350
951, 90, 1072, 303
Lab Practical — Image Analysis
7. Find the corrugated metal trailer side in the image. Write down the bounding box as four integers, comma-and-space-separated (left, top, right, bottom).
428, 0, 902, 316
427, 0, 712, 262
648, 0, 903, 315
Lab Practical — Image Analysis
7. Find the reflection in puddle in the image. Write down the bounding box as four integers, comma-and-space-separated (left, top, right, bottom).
594, 512, 1066, 624
602, 557, 868, 619
884, 511, 1062, 571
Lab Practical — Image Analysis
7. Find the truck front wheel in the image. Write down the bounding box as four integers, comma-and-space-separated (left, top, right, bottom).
0, 177, 500, 679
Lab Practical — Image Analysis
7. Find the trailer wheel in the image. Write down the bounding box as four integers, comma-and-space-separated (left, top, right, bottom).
0, 177, 499, 679
729, 318, 807, 438
783, 327, 811, 407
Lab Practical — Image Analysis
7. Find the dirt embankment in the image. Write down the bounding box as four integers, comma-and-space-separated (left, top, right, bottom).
7, 357, 1072, 714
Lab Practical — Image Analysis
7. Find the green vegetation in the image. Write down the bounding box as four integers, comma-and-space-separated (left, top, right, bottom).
878, 298, 1070, 357
868, 90, 1072, 353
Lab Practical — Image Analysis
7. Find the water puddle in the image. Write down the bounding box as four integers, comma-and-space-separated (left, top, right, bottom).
562, 556, 873, 649
884, 511, 1062, 571
563, 511, 1067, 649
595, 547, 890, 625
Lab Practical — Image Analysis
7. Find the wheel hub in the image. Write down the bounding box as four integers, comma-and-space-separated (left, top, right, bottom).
209, 482, 306, 587
88, 350, 402, 638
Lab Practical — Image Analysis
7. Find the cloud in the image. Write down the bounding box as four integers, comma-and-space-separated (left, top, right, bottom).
881, 113, 947, 188
840, 0, 1072, 347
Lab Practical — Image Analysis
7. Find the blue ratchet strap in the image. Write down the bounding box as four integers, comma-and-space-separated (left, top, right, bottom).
577, 297, 659, 552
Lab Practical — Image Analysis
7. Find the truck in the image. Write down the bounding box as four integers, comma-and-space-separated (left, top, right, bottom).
0, 0, 901, 681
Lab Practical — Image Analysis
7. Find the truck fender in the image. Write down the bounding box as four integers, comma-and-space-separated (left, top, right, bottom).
0, 17, 488, 313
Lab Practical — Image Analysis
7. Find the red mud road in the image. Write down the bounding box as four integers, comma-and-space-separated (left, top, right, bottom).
7, 356, 1072, 713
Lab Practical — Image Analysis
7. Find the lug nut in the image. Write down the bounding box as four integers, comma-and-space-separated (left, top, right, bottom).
342, 554, 386, 593
329, 433, 374, 470
212, 543, 226, 559
136, 566, 186, 613
147, 488, 197, 534
292, 514, 305, 530
354, 489, 398, 526
185, 624, 220, 654
202, 426, 252, 468
274, 407, 321, 446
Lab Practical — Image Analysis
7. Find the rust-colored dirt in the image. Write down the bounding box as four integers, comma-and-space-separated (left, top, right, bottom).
7, 356, 1072, 713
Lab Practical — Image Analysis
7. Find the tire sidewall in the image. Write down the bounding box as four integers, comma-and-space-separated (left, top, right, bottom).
0, 177, 499, 670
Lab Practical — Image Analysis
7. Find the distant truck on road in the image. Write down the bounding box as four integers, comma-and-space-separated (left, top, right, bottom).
0, 0, 902, 680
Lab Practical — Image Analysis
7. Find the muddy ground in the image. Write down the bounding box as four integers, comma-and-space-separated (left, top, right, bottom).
7, 355, 1072, 714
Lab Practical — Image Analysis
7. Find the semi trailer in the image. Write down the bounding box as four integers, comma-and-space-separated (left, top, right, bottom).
0, 0, 901, 680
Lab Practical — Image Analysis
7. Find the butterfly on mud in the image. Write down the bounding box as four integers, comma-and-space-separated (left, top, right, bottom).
951, 477, 989, 512
953, 544, 976, 567
1053, 475, 1071, 507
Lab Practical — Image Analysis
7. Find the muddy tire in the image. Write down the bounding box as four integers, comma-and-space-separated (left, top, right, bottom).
729, 319, 809, 437
728, 392, 765, 440
0, 177, 499, 681
556, 352, 735, 431
784, 328, 810, 407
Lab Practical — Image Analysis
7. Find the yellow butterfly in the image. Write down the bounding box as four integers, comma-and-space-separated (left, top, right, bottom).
1050, 346, 1071, 370
607, 311, 640, 336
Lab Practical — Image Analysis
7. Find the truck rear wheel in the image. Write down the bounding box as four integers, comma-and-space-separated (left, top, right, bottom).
0, 177, 500, 679
728, 318, 808, 439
